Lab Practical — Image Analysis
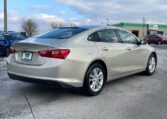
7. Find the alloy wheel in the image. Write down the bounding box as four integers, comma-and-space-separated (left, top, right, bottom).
89, 67, 104, 92
148, 56, 156, 73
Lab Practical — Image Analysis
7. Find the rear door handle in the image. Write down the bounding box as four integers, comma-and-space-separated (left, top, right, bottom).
126, 48, 132, 51
102, 48, 109, 51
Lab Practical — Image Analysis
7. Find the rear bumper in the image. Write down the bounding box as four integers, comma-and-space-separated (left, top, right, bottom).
7, 55, 87, 87
8, 72, 73, 87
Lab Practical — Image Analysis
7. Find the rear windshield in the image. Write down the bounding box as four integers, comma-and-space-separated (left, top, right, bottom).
37, 28, 88, 39
158, 34, 167, 38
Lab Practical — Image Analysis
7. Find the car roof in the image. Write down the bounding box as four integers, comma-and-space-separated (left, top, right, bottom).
58, 26, 120, 30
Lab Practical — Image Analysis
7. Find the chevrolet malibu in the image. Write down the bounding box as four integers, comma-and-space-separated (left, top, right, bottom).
7, 26, 157, 96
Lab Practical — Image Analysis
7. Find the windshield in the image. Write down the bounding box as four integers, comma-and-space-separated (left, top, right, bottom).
4, 35, 16, 40
37, 28, 88, 39
0, 35, 4, 40
158, 34, 167, 38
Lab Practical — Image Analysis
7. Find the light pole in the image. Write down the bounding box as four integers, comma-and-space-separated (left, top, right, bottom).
4, 0, 7, 34
142, 17, 146, 38
106, 18, 109, 26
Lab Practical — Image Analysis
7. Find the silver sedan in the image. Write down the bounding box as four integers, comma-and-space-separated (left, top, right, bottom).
7, 26, 157, 96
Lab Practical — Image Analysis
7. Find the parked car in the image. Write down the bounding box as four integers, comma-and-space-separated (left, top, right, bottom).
3, 34, 26, 46
144, 34, 167, 44
7, 26, 157, 96
0, 35, 10, 56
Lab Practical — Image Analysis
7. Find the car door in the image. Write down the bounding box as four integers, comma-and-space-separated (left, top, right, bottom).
88, 29, 128, 79
116, 29, 148, 74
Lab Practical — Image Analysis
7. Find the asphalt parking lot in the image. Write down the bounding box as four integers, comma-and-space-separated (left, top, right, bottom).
0, 45, 167, 119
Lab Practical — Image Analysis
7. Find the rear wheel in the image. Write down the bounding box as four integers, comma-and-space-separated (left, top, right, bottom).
144, 54, 157, 75
83, 63, 106, 96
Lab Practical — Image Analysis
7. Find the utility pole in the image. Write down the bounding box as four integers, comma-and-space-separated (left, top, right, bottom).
106, 18, 109, 26
4, 0, 7, 34
142, 17, 146, 38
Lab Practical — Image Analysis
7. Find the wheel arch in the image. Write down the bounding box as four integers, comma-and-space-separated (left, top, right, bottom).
83, 59, 108, 87
151, 52, 157, 65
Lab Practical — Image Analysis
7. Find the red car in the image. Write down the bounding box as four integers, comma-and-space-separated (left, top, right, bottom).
144, 34, 167, 44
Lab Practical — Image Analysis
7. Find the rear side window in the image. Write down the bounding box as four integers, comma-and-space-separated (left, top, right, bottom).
37, 28, 87, 39
88, 29, 119, 43
98, 29, 119, 43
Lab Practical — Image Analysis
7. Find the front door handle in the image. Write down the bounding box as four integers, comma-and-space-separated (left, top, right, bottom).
102, 48, 109, 51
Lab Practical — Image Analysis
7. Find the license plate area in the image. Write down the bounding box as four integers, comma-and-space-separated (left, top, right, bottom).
21, 52, 33, 61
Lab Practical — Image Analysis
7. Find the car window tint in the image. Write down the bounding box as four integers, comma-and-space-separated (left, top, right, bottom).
4, 35, 16, 40
37, 28, 87, 39
16, 35, 25, 40
19, 35, 26, 40
97, 29, 119, 43
0, 36, 4, 40
117, 30, 138, 44
87, 32, 100, 42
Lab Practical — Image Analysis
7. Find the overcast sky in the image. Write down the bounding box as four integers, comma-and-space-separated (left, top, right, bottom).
0, 0, 167, 32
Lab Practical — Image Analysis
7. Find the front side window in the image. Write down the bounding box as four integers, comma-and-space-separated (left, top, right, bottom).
37, 28, 87, 39
117, 29, 138, 44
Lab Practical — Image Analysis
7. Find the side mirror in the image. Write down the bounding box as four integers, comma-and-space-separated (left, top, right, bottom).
141, 40, 147, 45
137, 40, 141, 45
137, 40, 146, 45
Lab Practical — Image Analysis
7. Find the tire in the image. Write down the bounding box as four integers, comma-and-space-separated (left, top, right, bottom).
144, 54, 157, 76
83, 63, 106, 96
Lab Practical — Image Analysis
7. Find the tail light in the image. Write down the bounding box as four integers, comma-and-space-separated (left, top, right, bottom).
38, 49, 70, 59
10, 47, 16, 54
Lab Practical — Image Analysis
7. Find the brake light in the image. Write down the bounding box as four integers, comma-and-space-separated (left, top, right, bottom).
38, 49, 70, 59
10, 47, 16, 54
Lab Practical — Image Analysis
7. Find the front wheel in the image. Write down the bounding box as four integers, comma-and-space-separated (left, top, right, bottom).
144, 54, 157, 75
83, 63, 106, 96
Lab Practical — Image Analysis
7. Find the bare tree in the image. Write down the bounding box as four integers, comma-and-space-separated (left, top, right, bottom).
22, 19, 38, 37
50, 22, 59, 29
50, 22, 62, 29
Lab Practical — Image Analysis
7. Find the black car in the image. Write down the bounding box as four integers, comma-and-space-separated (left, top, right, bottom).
3, 34, 26, 46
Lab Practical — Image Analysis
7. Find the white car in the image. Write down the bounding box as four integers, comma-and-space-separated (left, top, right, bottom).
7, 26, 157, 96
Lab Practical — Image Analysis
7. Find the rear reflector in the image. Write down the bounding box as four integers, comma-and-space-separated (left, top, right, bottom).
10, 47, 16, 54
38, 49, 70, 59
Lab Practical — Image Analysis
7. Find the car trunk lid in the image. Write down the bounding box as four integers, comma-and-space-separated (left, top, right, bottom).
13, 37, 67, 65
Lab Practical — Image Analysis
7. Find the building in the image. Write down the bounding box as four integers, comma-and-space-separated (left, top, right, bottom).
112, 22, 167, 39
